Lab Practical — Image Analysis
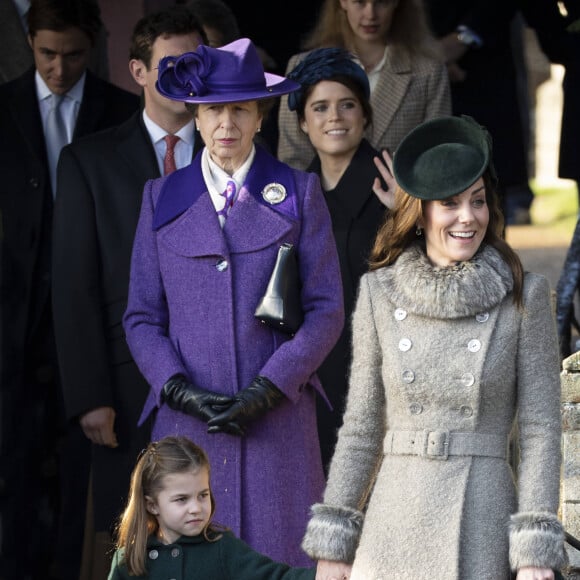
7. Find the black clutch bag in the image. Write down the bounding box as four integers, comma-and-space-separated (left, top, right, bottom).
254, 243, 303, 335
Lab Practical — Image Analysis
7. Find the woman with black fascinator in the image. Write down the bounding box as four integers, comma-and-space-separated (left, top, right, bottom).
287, 47, 396, 471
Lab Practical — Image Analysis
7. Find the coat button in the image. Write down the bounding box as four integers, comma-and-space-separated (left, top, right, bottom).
467, 339, 481, 352
409, 402, 423, 415
402, 369, 415, 383
394, 308, 407, 321
216, 259, 228, 271
460, 405, 473, 417
29, 177, 39, 188
461, 372, 475, 387
399, 338, 412, 352
475, 312, 489, 323
171, 547, 180, 557
148, 549, 159, 560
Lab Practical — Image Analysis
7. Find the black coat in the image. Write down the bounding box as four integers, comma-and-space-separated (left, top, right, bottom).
424, 0, 529, 190
0, 66, 139, 577
307, 139, 387, 470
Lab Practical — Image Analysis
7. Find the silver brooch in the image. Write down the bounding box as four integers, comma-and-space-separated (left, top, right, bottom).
261, 183, 287, 204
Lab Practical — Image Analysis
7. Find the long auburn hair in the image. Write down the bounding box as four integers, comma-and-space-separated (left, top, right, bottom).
369, 170, 525, 307
113, 436, 226, 576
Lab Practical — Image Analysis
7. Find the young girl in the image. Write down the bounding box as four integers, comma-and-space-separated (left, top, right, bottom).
108, 436, 316, 579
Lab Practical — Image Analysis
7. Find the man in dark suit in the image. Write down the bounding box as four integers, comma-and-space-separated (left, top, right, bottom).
424, 0, 534, 225
0, 0, 110, 85
51, 6, 206, 577
0, 1, 139, 578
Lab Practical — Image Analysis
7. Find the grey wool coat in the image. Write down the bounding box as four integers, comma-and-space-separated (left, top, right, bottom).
302, 243, 567, 579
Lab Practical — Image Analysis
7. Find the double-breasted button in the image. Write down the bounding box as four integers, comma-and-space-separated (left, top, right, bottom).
148, 549, 159, 560
467, 339, 481, 352
215, 259, 228, 272
402, 369, 415, 383
461, 372, 475, 387
171, 547, 180, 557
399, 338, 412, 352
460, 405, 473, 417
394, 308, 407, 321
29, 177, 39, 188
475, 312, 489, 323
409, 402, 423, 415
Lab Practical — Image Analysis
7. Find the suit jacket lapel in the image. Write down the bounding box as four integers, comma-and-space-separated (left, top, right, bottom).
369, 47, 412, 147
74, 71, 107, 138
8, 69, 47, 163
115, 113, 160, 181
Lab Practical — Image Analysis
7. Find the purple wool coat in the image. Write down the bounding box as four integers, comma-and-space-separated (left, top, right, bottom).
123, 145, 344, 567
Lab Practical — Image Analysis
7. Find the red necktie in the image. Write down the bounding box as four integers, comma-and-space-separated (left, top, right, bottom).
163, 134, 180, 175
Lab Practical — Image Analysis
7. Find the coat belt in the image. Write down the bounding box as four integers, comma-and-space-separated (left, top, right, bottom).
383, 429, 507, 461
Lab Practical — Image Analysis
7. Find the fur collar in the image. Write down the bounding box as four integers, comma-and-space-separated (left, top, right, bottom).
377, 242, 514, 319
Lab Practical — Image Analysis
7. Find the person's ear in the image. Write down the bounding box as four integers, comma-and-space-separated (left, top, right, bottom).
300, 120, 308, 135
129, 59, 147, 87
145, 495, 158, 515
27, 34, 34, 50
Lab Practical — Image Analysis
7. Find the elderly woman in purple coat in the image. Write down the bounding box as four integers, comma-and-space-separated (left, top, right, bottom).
122, 38, 344, 567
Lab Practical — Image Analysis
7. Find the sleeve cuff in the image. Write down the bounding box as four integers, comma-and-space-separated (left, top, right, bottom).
301, 503, 364, 564
509, 512, 568, 571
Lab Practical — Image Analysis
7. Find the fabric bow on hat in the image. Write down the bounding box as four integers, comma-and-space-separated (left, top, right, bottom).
157, 50, 214, 99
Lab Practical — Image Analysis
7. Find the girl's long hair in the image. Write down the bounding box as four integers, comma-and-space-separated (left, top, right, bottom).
369, 170, 525, 307
113, 436, 225, 576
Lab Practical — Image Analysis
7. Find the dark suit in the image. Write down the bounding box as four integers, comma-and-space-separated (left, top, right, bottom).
307, 139, 387, 472
0, 67, 139, 579
425, 0, 532, 222
52, 113, 202, 547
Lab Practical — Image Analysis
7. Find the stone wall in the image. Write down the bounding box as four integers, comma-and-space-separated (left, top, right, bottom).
561, 352, 580, 577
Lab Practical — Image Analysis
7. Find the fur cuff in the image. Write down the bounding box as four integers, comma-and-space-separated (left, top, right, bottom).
301, 503, 363, 563
509, 512, 568, 571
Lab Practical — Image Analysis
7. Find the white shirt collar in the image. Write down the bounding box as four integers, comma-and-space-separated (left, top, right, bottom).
12, 0, 30, 20
142, 110, 196, 146
202, 145, 255, 197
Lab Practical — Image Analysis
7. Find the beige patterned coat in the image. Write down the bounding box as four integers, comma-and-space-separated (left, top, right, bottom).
302, 244, 567, 579
277, 46, 451, 170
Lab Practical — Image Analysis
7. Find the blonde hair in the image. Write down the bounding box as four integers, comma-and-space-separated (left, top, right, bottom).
113, 436, 225, 576
369, 171, 525, 307
302, 0, 439, 58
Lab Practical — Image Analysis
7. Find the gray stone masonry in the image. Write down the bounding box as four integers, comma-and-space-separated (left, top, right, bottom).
560, 351, 580, 577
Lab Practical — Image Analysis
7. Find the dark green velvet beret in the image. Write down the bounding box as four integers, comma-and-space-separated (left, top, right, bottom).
393, 115, 493, 200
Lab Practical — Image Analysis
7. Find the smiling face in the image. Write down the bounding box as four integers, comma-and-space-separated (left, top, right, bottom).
301, 80, 366, 161
420, 178, 489, 267
339, 0, 398, 43
146, 468, 211, 544
196, 101, 262, 174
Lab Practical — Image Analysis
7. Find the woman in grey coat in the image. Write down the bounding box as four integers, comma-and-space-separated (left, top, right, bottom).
301, 116, 568, 579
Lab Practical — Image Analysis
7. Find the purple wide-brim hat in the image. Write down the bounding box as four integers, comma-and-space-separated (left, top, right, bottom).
156, 37, 300, 104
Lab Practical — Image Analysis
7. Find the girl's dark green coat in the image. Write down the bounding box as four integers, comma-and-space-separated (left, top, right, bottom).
108, 532, 316, 580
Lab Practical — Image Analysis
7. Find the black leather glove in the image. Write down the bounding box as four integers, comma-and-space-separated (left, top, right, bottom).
162, 375, 232, 422
207, 376, 284, 434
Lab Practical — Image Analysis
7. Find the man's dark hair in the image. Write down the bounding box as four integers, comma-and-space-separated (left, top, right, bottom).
27, 0, 103, 45
129, 5, 207, 70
